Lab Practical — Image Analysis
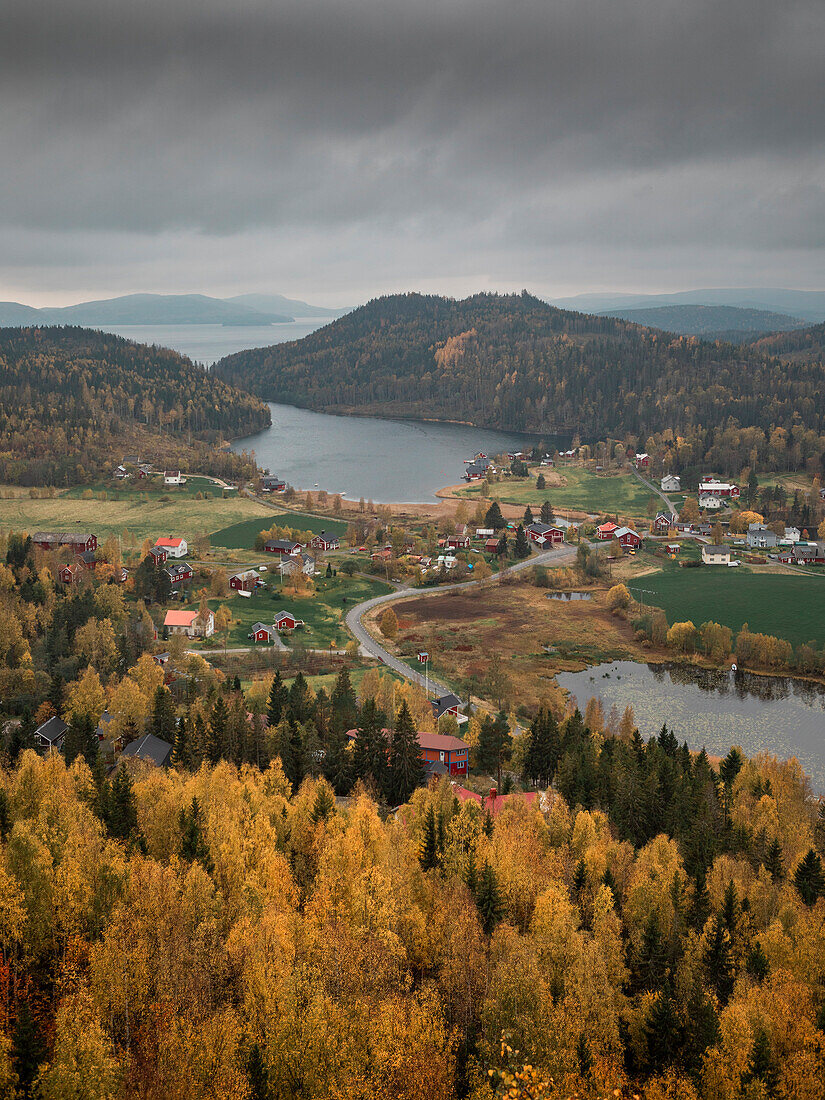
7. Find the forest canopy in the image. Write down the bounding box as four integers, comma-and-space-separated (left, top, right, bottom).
0, 327, 270, 485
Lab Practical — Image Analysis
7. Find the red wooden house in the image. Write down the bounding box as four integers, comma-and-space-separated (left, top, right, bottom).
58, 562, 84, 584
345, 728, 469, 776
614, 526, 643, 550
165, 562, 194, 585
596, 522, 618, 540
445, 534, 471, 550
310, 531, 340, 551
273, 611, 300, 631
526, 522, 563, 546
229, 569, 262, 592
248, 623, 277, 643
148, 546, 168, 566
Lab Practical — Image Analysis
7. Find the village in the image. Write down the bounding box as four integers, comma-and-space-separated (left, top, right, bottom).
11, 438, 825, 788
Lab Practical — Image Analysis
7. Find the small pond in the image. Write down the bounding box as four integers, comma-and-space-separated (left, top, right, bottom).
557, 660, 825, 790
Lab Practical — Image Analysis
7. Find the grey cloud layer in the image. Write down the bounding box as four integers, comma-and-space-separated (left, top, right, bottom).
1, 0, 823, 298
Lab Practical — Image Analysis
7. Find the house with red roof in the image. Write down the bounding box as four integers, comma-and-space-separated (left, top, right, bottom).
345, 728, 469, 776
452, 783, 539, 817
596, 521, 618, 540
163, 608, 214, 638
155, 536, 188, 559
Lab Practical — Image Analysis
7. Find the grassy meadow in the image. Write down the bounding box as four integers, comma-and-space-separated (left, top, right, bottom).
457, 465, 658, 517
211, 513, 348, 550
202, 573, 392, 649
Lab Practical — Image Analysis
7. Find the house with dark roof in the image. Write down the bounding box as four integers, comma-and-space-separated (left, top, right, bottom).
248, 623, 277, 643
277, 553, 315, 578
121, 733, 173, 767
264, 539, 302, 556
165, 561, 194, 585
34, 715, 68, 752
525, 522, 564, 546
652, 511, 679, 534
261, 475, 286, 492
431, 692, 466, 724
310, 531, 341, 552
230, 569, 262, 592
33, 531, 97, 553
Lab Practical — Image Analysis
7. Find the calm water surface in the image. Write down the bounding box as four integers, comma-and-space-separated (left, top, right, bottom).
231, 403, 559, 502
558, 660, 825, 789
100, 320, 328, 365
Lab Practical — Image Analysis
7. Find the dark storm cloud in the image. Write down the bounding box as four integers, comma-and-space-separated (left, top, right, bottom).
0, 0, 823, 299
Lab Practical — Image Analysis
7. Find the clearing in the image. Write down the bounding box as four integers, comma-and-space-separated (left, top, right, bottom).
211, 513, 348, 550
203, 573, 392, 650
456, 465, 658, 518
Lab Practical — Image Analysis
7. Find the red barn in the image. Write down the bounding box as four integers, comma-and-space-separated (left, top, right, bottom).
33, 531, 97, 554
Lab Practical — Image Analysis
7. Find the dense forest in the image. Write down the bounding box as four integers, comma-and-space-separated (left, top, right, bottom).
214, 292, 825, 475
751, 321, 825, 364
0, 530, 824, 1096
0, 327, 270, 485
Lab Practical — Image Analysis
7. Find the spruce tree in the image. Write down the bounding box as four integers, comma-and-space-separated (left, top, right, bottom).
722, 879, 739, 935
690, 868, 711, 930
108, 765, 139, 841
794, 848, 825, 906
495, 532, 508, 557
267, 670, 288, 728
476, 860, 503, 934
63, 712, 99, 766
246, 1042, 270, 1100
703, 915, 735, 1004
540, 499, 554, 524
643, 988, 682, 1073
743, 1026, 778, 1095
746, 940, 770, 982
179, 797, 212, 869
484, 501, 505, 531
311, 781, 336, 823
465, 848, 478, 897
324, 723, 354, 795
330, 667, 357, 726
150, 686, 176, 742
209, 696, 228, 764
536, 473, 546, 490
573, 858, 587, 896
523, 505, 534, 525
11, 1001, 47, 1100
419, 804, 438, 871
0, 789, 9, 841
514, 524, 531, 559
171, 716, 189, 768
575, 1033, 592, 1079
353, 697, 388, 794
634, 912, 668, 992
388, 700, 425, 804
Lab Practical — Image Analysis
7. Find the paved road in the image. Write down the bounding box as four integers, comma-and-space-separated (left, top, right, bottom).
344, 542, 580, 695
631, 467, 676, 513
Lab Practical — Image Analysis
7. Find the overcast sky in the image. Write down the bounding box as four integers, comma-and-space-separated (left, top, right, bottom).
2, 0, 823, 307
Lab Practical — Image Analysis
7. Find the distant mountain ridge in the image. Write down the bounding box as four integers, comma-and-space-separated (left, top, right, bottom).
550, 288, 825, 323
0, 292, 346, 327
601, 304, 808, 341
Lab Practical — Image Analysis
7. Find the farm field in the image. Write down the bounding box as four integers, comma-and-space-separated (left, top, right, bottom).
205, 573, 392, 649
457, 465, 658, 517
0, 488, 273, 543
211, 512, 348, 549
63, 475, 228, 500
639, 568, 825, 647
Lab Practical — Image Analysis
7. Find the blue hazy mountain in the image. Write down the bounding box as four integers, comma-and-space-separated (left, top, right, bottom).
600, 304, 808, 341
550, 288, 825, 324
225, 293, 347, 319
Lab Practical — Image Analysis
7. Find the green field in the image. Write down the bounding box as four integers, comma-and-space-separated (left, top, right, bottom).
458, 465, 658, 517
63, 474, 230, 500
0, 489, 274, 543
203, 573, 391, 649
634, 568, 825, 647
211, 513, 348, 549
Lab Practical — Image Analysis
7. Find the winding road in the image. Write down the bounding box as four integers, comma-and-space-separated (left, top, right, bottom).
344, 542, 580, 695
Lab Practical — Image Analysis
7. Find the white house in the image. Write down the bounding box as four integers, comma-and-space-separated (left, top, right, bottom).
163, 609, 214, 638
784, 526, 801, 543
702, 544, 731, 565
698, 494, 723, 510
164, 470, 185, 487
155, 536, 188, 559
660, 474, 681, 492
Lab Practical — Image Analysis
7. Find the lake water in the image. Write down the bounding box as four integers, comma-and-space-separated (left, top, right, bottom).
99, 320, 328, 365
558, 660, 825, 789
231, 404, 553, 503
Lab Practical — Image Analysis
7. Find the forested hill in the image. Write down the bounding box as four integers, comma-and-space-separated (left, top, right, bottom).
751, 321, 825, 363
0, 326, 270, 485
213, 291, 824, 446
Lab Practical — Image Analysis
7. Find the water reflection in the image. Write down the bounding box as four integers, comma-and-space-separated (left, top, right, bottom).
557, 660, 825, 790
547, 592, 592, 601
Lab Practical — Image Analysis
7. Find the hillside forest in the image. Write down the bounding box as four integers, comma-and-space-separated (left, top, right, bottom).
0, 328, 270, 485
214, 292, 825, 477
